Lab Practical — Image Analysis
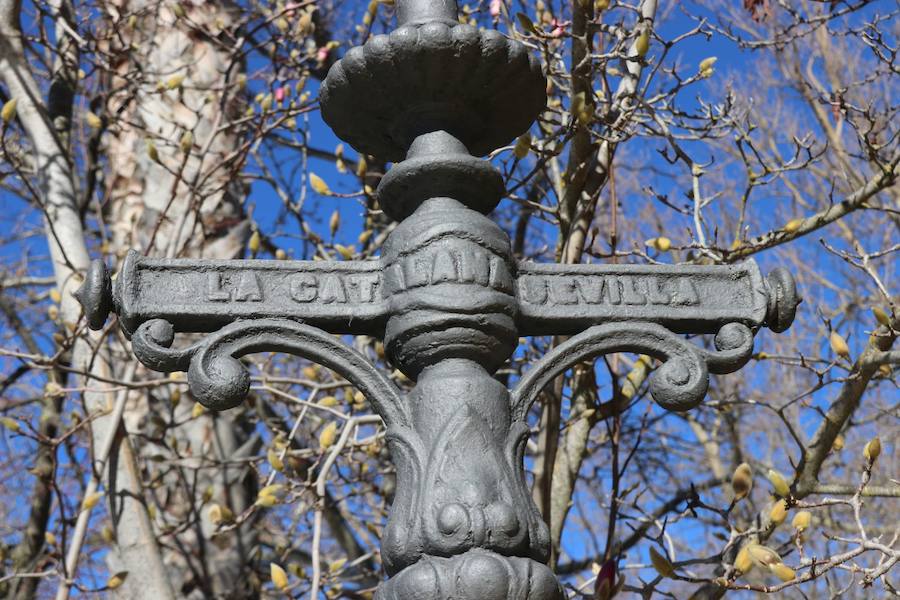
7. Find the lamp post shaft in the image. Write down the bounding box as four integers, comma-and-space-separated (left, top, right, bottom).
74, 1, 800, 597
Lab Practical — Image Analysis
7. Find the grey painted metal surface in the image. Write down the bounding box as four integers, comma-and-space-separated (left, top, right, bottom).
75, 0, 801, 597
82, 251, 791, 339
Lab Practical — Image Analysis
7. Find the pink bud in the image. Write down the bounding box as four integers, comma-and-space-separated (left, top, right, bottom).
550, 19, 567, 37
490, 0, 502, 18
316, 47, 329, 63
274, 87, 285, 103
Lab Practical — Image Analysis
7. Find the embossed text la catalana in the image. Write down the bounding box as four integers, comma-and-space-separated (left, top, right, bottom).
205, 271, 380, 304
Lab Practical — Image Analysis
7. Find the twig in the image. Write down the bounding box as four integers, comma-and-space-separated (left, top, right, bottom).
311, 414, 381, 597
55, 361, 137, 600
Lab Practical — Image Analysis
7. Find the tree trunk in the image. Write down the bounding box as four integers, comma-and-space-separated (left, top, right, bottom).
0, 1, 175, 598
100, 2, 254, 597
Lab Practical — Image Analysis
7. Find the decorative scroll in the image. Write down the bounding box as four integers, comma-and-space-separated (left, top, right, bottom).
511, 321, 755, 418
131, 318, 407, 425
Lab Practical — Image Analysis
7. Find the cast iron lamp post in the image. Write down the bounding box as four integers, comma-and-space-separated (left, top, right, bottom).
75, 0, 800, 597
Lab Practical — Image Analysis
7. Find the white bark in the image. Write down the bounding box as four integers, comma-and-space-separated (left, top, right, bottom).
0, 2, 174, 598
102, 2, 254, 596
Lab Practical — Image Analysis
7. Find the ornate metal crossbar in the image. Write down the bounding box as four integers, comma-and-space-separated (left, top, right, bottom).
75, 0, 800, 597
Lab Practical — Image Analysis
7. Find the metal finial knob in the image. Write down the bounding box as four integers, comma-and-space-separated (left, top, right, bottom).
377, 131, 504, 221
74, 259, 113, 330
765, 267, 801, 333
